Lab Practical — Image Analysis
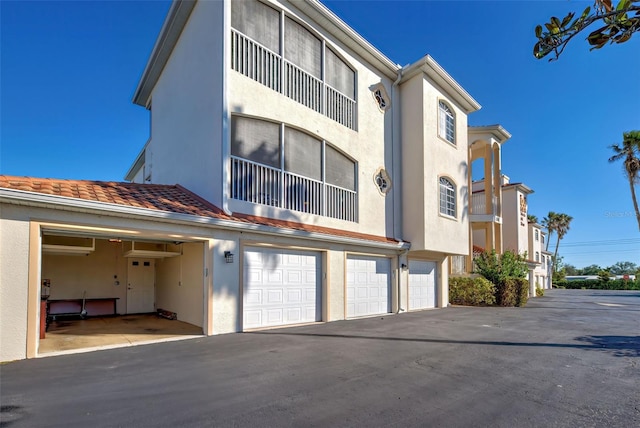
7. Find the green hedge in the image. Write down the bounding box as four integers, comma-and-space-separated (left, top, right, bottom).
555, 279, 640, 290
495, 277, 529, 307
449, 276, 496, 306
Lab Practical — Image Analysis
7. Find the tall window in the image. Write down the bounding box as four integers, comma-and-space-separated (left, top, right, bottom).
535, 229, 539, 241
438, 101, 455, 144
535, 252, 540, 262
439, 177, 456, 218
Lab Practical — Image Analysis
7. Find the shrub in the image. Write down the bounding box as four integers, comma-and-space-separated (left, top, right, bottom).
494, 277, 529, 307
535, 286, 544, 297
554, 279, 639, 290
449, 276, 496, 306
474, 250, 528, 284
514, 278, 529, 307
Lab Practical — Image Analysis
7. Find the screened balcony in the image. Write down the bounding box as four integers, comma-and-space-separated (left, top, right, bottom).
230, 1, 357, 130
230, 115, 358, 222
231, 156, 358, 222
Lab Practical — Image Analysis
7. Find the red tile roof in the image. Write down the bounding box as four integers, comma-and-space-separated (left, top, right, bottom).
0, 175, 403, 246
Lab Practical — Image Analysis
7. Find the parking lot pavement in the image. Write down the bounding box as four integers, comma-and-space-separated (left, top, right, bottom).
1, 289, 639, 427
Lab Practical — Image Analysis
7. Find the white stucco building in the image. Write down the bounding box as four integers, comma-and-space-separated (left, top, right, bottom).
2, 0, 499, 362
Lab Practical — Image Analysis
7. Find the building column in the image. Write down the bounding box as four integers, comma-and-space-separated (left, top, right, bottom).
529, 269, 536, 298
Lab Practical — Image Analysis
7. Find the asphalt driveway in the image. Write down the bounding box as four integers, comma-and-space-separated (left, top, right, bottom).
1, 289, 639, 427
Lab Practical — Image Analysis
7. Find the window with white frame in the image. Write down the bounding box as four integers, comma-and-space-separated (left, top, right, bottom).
535, 251, 540, 262
535, 229, 539, 241
230, 115, 358, 221
438, 101, 455, 144
439, 177, 456, 218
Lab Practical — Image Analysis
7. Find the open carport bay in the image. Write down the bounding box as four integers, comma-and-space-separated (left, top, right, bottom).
39, 236, 205, 355
2, 290, 639, 427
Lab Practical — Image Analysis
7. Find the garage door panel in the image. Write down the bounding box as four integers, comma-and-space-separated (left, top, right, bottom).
408, 260, 437, 310
267, 270, 283, 284
286, 289, 302, 303
245, 311, 262, 327
244, 247, 321, 329
266, 309, 283, 324
286, 270, 302, 283
267, 289, 283, 303
246, 289, 263, 304
347, 256, 391, 318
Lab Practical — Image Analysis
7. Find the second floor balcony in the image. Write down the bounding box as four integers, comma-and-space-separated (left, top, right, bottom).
470, 192, 501, 223
230, 156, 358, 222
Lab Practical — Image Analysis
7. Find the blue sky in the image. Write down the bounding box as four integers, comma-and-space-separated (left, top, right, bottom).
1, 0, 639, 268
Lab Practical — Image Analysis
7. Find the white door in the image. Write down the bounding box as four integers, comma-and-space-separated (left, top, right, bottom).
408, 260, 437, 310
243, 247, 321, 329
127, 259, 155, 314
346, 255, 391, 318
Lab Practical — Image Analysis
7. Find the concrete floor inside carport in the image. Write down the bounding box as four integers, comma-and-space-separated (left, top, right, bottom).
39, 314, 204, 357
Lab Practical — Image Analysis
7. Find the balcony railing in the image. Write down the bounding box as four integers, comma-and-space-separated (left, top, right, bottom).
471, 193, 498, 216
231, 156, 358, 222
231, 29, 356, 130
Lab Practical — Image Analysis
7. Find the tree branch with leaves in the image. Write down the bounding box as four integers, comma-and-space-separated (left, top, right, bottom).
534, 0, 640, 61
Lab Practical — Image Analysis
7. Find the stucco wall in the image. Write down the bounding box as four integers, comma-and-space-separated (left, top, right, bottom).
156, 242, 205, 328
0, 205, 31, 362
146, 0, 225, 205
227, 0, 396, 238
42, 239, 129, 314
400, 73, 470, 255
502, 187, 529, 256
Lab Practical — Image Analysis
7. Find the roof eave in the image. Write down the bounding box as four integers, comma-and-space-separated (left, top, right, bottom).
468, 124, 512, 143
0, 188, 409, 251
133, 0, 401, 108
132, 0, 197, 108
295, 0, 399, 79
400, 55, 481, 114
124, 139, 149, 181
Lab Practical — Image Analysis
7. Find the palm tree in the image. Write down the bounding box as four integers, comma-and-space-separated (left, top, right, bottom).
527, 214, 539, 224
553, 213, 573, 270
608, 131, 640, 231
542, 211, 559, 252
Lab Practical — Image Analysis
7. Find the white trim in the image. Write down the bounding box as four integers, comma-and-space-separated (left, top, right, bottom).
0, 188, 409, 251
400, 55, 481, 114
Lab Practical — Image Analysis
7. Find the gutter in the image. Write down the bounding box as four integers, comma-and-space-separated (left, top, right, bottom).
0, 189, 410, 251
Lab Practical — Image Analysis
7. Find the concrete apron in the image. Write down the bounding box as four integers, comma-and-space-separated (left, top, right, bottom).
38, 314, 204, 358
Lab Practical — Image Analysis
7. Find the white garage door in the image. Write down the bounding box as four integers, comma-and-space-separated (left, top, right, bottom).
346, 255, 391, 318
243, 247, 321, 329
408, 260, 437, 310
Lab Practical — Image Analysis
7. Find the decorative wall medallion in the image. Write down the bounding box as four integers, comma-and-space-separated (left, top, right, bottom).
370, 83, 391, 112
374, 168, 392, 195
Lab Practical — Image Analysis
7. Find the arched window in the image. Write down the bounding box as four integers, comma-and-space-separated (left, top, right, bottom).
438, 101, 455, 144
439, 177, 456, 218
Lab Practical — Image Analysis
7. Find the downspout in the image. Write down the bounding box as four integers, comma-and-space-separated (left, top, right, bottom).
392, 67, 405, 313
397, 249, 408, 313
221, 0, 233, 216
